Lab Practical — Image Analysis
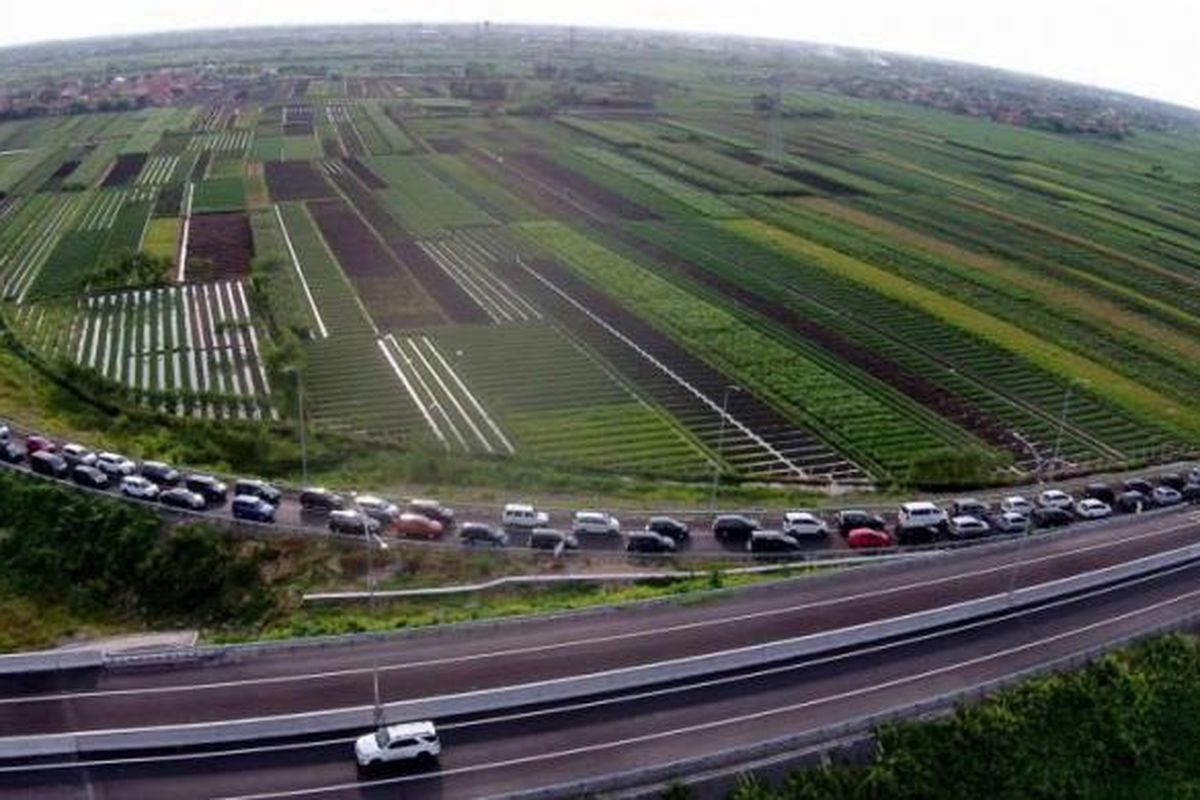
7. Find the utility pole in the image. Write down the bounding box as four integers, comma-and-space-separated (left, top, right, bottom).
362, 515, 386, 729
709, 386, 740, 510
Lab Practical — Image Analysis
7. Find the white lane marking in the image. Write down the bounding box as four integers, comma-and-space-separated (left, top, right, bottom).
274, 205, 329, 338
6, 516, 1195, 706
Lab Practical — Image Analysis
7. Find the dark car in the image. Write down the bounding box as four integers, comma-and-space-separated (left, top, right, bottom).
896, 524, 941, 546
747, 530, 801, 554
232, 495, 276, 523
234, 478, 282, 505
0, 441, 24, 464
1115, 490, 1150, 514
646, 516, 690, 542
712, 514, 760, 542
626, 530, 677, 554
460, 522, 508, 547
1183, 483, 1200, 505
329, 509, 381, 535
835, 510, 886, 536
1082, 483, 1116, 506
1157, 473, 1186, 491
29, 450, 68, 478
950, 498, 989, 519
1031, 506, 1073, 529
1122, 478, 1154, 496
300, 487, 346, 512
159, 487, 207, 511
407, 499, 455, 529
529, 528, 579, 552
71, 464, 110, 489
141, 460, 181, 486
185, 473, 229, 504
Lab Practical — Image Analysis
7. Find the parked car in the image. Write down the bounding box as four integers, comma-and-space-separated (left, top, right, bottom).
1032, 506, 1073, 529
626, 530, 677, 554
502, 503, 549, 530
329, 509, 381, 535
747, 530, 801, 554
0, 422, 8, 441
1152, 486, 1183, 507
646, 516, 690, 542
95, 452, 137, 478
232, 495, 276, 523
120, 475, 160, 500
459, 522, 508, 547
408, 498, 455, 528
159, 487, 206, 511
1183, 483, 1200, 505
71, 464, 109, 490
355, 721, 440, 770
141, 460, 180, 486
1115, 490, 1150, 514
60, 443, 97, 467
25, 435, 54, 456
712, 514, 760, 542
573, 511, 620, 536
950, 498, 990, 519
896, 524, 940, 546
1000, 496, 1034, 515
1189, 465, 1200, 485
185, 473, 228, 505
1083, 483, 1116, 506
529, 528, 579, 552
847, 527, 893, 549
1157, 473, 1186, 491
234, 478, 282, 505
354, 494, 400, 524
897, 501, 948, 531
991, 511, 1030, 534
949, 515, 989, 539
394, 512, 444, 540
1123, 478, 1154, 496
29, 450, 68, 478
1038, 489, 1074, 510
300, 487, 346, 512
0, 440, 24, 464
783, 511, 828, 540
835, 510, 886, 536
1075, 498, 1113, 520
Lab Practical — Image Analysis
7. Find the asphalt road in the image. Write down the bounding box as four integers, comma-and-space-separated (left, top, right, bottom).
6, 556, 1200, 799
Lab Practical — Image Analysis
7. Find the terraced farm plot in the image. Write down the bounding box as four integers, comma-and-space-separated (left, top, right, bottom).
137, 156, 182, 186
192, 177, 246, 214
263, 160, 334, 201
416, 232, 541, 324
186, 212, 254, 281
101, 153, 148, 188
188, 130, 252, 153
0, 193, 85, 302
364, 155, 494, 236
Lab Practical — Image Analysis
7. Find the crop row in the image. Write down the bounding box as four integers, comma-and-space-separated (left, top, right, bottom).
365, 155, 494, 236
573, 147, 741, 218
0, 193, 84, 302
187, 130, 252, 153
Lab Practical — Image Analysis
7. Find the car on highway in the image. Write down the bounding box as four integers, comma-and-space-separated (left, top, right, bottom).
712, 514, 760, 542
141, 460, 180, 486
991, 511, 1030, 534
1122, 478, 1154, 496
835, 510, 886, 536
300, 487, 346, 512
847, 527, 892, 549
573, 510, 620, 536
747, 530, 801, 554
1000, 495, 1034, 515
25, 435, 54, 456
949, 515, 989, 539
783, 511, 828, 540
329, 509, 381, 535
234, 478, 282, 505
502, 503, 549, 530
1157, 473, 1186, 491
71, 464, 110, 490
120, 475, 160, 500
1115, 490, 1149, 514
159, 487, 206, 511
408, 498, 455, 528
897, 501, 948, 532
626, 530, 677, 554
1031, 506, 1073, 529
394, 512, 444, 540
232, 495, 276, 523
1037, 489, 1074, 511
29, 450, 68, 478
60, 443, 97, 467
1152, 486, 1183, 507
0, 440, 24, 464
1075, 498, 1113, 520
459, 522, 508, 547
646, 516, 690, 542
950, 498, 990, 519
185, 473, 228, 505
1082, 483, 1116, 506
529, 528, 579, 552
355, 721, 441, 770
355, 495, 401, 525
95, 452, 137, 478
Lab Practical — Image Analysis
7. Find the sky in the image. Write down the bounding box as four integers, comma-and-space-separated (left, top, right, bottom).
8, 0, 1200, 109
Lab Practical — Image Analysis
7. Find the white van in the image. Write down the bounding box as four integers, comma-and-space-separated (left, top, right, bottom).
502, 502, 549, 529
897, 501, 947, 530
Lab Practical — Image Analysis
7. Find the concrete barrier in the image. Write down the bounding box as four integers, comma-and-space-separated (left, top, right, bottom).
0, 648, 103, 676
4, 539, 1198, 760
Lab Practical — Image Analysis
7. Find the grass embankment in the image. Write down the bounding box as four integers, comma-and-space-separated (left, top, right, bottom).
714, 634, 1200, 800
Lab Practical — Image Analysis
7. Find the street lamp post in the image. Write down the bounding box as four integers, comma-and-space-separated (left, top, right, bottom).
709, 386, 739, 510
1006, 431, 1047, 607
283, 366, 308, 484
362, 514, 385, 729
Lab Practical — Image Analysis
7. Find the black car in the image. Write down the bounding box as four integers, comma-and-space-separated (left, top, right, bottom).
329, 509, 381, 535
950, 498, 989, 519
408, 499, 455, 528
234, 478, 282, 505
646, 516, 690, 542
233, 495, 276, 523
1082, 483, 1116, 506
460, 522, 508, 547
71, 465, 110, 489
29, 450, 69, 478
1031, 506, 1074, 529
1115, 490, 1150, 514
529, 528, 579, 552
160, 487, 206, 511
300, 487, 346, 512
0, 440, 23, 464
1122, 478, 1154, 496
626, 530, 677, 554
896, 525, 941, 546
1157, 473, 1186, 491
184, 473, 229, 504
835, 510, 887, 536
712, 514, 760, 542
142, 460, 180, 486
746, 530, 801, 554
1183, 483, 1200, 505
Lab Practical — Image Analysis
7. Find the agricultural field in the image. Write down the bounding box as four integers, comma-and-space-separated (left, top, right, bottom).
3, 27, 1200, 490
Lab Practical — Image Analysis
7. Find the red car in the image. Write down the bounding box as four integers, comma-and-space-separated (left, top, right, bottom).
25, 435, 55, 456
393, 512, 445, 540
847, 527, 893, 549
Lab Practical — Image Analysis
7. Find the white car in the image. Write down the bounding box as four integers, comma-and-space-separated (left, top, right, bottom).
120, 475, 160, 500
950, 515, 989, 538
1038, 489, 1074, 510
355, 721, 441, 769
897, 501, 947, 530
783, 511, 829, 540
573, 510, 620, 536
1075, 498, 1112, 519
502, 503, 549, 529
1000, 495, 1034, 515
96, 452, 137, 477
1153, 486, 1183, 507
355, 494, 400, 523
61, 443, 97, 467
0, 422, 9, 441
993, 511, 1030, 534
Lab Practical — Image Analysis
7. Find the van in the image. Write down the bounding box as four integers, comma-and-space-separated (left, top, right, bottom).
897, 501, 947, 530
503, 503, 549, 530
